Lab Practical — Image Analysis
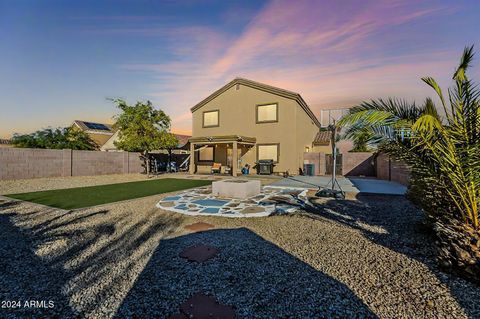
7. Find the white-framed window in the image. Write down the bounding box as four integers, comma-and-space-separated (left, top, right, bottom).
257, 144, 279, 162
198, 146, 214, 161
203, 110, 219, 127
256, 103, 278, 123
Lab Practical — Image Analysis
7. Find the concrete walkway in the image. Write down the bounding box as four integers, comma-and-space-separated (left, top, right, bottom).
270, 176, 406, 195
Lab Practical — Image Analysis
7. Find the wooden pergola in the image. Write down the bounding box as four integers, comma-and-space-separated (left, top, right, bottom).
188, 135, 256, 176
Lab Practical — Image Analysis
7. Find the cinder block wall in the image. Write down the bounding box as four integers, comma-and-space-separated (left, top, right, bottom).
72, 150, 124, 176
0, 148, 64, 180
342, 152, 375, 176
303, 152, 375, 176
375, 153, 410, 185
0, 148, 143, 180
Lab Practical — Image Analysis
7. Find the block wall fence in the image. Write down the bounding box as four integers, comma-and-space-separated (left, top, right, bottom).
303, 151, 410, 185
375, 153, 410, 186
303, 151, 375, 177
0, 148, 143, 180
0, 147, 410, 184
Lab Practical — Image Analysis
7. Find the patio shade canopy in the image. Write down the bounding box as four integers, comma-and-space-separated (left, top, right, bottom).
188, 135, 256, 176
188, 135, 256, 145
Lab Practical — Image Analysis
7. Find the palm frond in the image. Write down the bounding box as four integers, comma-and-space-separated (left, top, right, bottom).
453, 45, 474, 82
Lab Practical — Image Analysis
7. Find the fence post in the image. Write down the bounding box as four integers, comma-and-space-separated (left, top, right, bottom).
123, 152, 129, 174
388, 156, 392, 181
62, 149, 73, 177
318, 152, 326, 175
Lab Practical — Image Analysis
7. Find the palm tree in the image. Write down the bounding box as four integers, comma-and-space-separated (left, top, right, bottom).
339, 46, 480, 229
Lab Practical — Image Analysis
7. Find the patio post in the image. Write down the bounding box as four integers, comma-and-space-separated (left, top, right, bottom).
189, 142, 195, 174
232, 141, 238, 177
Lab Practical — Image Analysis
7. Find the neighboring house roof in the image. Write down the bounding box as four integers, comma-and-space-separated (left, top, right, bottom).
73, 120, 115, 135
190, 77, 321, 128
101, 131, 191, 151
0, 138, 12, 145
313, 130, 331, 146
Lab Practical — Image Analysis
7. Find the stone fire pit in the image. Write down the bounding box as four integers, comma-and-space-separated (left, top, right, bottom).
212, 179, 261, 199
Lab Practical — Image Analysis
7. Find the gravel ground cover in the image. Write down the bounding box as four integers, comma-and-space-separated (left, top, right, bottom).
0, 180, 479, 318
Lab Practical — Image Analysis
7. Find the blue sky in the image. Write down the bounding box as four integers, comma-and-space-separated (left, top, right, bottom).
1, 0, 479, 137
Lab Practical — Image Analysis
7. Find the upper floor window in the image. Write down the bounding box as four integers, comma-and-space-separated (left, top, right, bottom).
256, 103, 278, 123
203, 110, 219, 128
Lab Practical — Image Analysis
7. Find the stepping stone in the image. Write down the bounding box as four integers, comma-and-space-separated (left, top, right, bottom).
184, 222, 215, 232
179, 293, 235, 319
179, 244, 219, 262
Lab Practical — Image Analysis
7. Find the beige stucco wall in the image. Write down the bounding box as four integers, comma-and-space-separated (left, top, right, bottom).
312, 145, 331, 153
87, 132, 113, 148
192, 84, 319, 174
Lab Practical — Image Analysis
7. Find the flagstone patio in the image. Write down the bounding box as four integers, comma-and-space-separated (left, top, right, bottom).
156, 186, 309, 217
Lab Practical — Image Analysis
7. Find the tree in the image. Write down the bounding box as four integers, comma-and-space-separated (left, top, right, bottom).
11, 127, 97, 150
112, 99, 178, 175
344, 127, 371, 152
338, 46, 479, 229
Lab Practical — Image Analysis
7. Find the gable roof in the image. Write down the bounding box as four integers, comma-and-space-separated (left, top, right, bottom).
190, 78, 321, 128
73, 120, 115, 134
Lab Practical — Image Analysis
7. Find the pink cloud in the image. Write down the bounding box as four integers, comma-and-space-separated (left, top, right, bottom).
120, 0, 460, 134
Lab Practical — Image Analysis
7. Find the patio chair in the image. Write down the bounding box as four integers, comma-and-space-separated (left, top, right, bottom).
224, 166, 232, 175
211, 162, 222, 174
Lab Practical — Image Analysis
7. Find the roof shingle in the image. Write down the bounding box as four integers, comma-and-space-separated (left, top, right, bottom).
313, 130, 331, 146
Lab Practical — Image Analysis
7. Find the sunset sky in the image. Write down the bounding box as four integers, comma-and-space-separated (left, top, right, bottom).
1, 0, 479, 138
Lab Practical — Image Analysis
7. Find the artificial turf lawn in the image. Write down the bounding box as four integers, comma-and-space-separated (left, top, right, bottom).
7, 178, 212, 209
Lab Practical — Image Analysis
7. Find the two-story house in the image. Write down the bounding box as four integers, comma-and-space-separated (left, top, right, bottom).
189, 78, 330, 176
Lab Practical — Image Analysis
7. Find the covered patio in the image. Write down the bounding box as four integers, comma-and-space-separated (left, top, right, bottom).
188, 135, 256, 177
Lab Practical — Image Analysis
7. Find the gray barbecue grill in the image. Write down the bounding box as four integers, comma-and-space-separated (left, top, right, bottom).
256, 159, 275, 175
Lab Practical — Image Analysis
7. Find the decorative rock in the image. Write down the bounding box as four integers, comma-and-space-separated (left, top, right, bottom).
178, 293, 235, 319
240, 207, 265, 214
184, 222, 215, 232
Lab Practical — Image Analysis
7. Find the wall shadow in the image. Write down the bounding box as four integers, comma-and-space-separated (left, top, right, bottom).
115, 228, 378, 318
0, 213, 78, 318
306, 194, 480, 318
0, 199, 183, 318
344, 156, 375, 177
